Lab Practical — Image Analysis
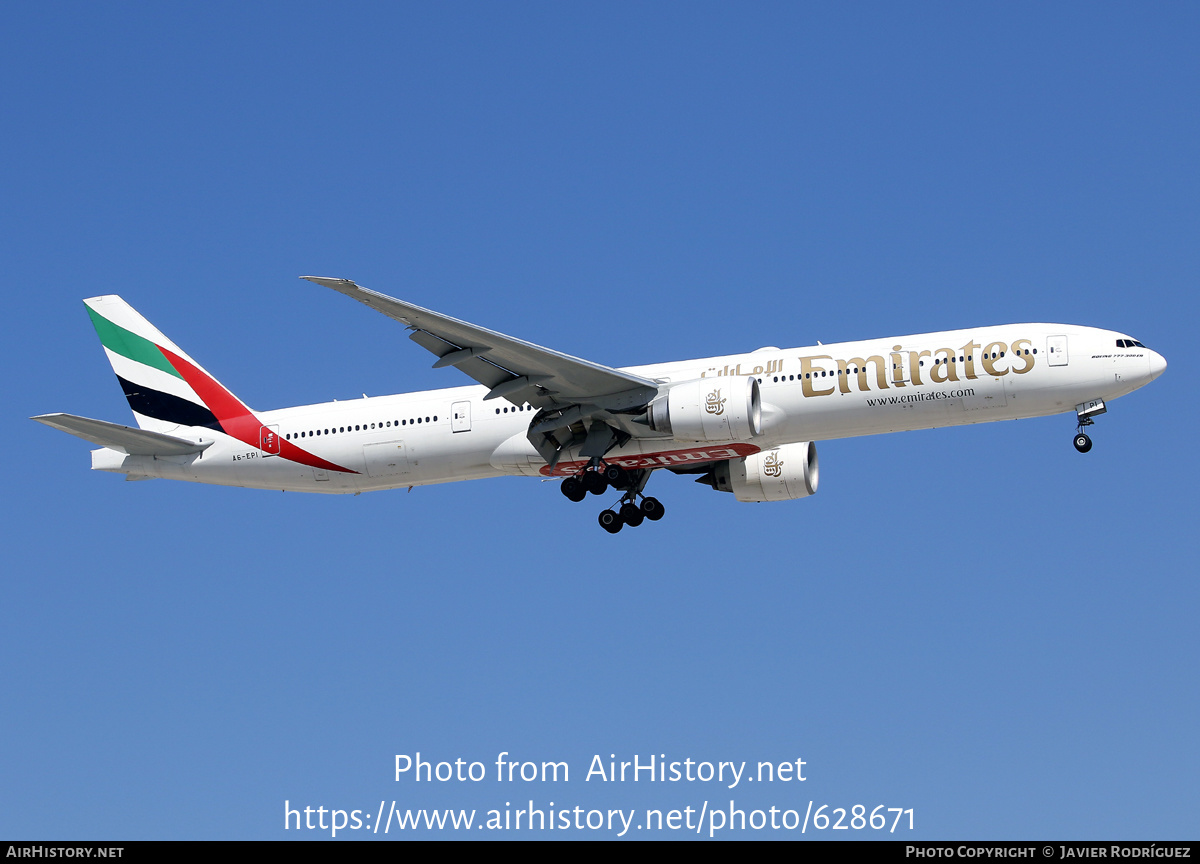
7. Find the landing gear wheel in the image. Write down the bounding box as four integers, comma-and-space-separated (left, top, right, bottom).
619, 502, 644, 527
561, 476, 586, 502
598, 509, 623, 534
604, 464, 630, 489
640, 496, 665, 521
1073, 433, 1092, 453
583, 470, 608, 496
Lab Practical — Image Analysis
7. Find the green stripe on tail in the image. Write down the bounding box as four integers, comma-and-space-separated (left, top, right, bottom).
86, 306, 182, 379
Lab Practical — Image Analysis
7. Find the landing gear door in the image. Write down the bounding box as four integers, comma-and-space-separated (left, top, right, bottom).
1047, 335, 1069, 367
260, 425, 281, 456
451, 400, 471, 433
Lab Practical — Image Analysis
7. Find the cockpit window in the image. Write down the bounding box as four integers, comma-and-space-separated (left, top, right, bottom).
1116, 339, 1147, 348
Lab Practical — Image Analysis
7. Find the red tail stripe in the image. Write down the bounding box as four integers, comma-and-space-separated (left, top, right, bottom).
158, 346, 358, 474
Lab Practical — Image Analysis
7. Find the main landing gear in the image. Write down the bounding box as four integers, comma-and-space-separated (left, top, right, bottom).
1073, 399, 1106, 454
559, 461, 665, 533
598, 494, 665, 534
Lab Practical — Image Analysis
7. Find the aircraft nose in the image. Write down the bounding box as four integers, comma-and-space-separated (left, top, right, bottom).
1148, 350, 1167, 381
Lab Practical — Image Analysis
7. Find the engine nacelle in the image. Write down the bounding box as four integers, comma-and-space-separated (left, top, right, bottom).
704, 441, 819, 502
646, 376, 762, 442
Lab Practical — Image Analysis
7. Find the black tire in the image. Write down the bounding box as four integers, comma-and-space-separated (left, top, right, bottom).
604, 464, 629, 488
584, 470, 608, 495
598, 509, 623, 534
641, 496, 665, 521
561, 476, 586, 502
620, 502, 644, 527
1073, 433, 1092, 453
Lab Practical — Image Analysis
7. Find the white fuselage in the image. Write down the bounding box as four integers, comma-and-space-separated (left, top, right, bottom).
92, 324, 1166, 493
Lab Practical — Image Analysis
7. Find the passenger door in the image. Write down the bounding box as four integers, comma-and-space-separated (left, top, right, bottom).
451, 400, 471, 433
1047, 335, 1069, 367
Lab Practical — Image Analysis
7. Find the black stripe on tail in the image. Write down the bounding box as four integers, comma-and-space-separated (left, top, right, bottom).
116, 376, 222, 430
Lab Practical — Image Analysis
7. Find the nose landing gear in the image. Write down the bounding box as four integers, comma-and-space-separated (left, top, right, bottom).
1073, 399, 1105, 453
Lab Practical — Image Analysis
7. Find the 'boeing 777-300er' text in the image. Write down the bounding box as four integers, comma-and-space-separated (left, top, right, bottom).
35, 277, 1167, 533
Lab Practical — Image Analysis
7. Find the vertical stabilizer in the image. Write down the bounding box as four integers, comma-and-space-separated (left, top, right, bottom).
84, 296, 253, 435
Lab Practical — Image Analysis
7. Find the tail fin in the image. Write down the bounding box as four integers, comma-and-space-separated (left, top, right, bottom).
85, 296, 255, 435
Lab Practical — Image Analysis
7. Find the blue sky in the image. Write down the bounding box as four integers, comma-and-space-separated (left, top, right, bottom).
2, 2, 1196, 839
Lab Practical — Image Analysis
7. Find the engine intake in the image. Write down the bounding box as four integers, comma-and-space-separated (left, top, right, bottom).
645, 377, 762, 442
700, 441, 819, 502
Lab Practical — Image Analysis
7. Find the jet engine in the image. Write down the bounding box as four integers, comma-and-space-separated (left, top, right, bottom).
699, 441, 819, 502
644, 377, 762, 442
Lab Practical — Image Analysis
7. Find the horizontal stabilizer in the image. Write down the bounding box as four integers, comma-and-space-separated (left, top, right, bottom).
31, 413, 213, 456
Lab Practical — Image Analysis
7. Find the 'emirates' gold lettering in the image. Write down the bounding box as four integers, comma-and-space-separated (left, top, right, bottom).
981, 342, 1009, 376
959, 340, 980, 379
702, 334, 1033, 399
837, 356, 889, 393
908, 349, 932, 386
930, 348, 959, 383
800, 355, 835, 396
1009, 339, 1034, 374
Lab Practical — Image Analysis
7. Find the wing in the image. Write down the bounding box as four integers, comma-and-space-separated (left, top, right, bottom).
302, 276, 668, 466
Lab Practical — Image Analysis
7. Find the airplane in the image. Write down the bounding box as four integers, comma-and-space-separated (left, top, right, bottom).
33, 277, 1167, 533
